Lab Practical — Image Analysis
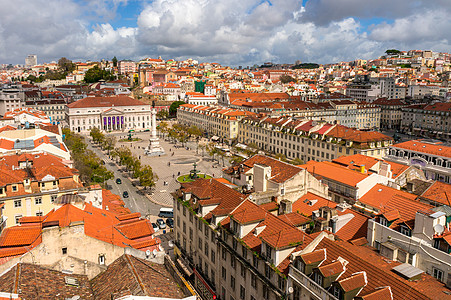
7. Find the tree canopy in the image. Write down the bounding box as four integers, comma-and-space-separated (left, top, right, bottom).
112, 56, 118, 67
84, 65, 116, 83
279, 74, 297, 84
385, 49, 401, 55
169, 101, 186, 117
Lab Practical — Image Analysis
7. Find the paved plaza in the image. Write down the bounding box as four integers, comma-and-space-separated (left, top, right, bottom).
113, 131, 229, 207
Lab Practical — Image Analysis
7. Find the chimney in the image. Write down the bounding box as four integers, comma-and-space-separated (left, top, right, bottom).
360, 165, 365, 174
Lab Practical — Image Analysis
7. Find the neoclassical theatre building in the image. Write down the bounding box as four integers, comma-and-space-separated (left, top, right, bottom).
66, 96, 152, 133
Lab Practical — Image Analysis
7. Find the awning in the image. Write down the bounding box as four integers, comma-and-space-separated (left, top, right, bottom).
211, 136, 220, 141
177, 258, 193, 277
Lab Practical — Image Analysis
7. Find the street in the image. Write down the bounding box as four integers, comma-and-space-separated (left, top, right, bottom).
86, 130, 229, 217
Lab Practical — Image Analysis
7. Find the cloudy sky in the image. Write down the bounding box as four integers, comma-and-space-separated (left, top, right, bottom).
1, 0, 450, 66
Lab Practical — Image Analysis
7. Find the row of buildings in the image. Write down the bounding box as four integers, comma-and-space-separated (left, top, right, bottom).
173, 154, 451, 300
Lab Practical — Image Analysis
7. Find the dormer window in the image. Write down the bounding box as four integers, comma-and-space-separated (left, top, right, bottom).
313, 271, 323, 286
400, 225, 411, 237
266, 244, 272, 259
380, 217, 388, 227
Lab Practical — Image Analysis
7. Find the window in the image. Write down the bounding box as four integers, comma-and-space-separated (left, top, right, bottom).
313, 272, 323, 286
189, 228, 193, 240
263, 285, 269, 300
265, 264, 271, 278
198, 238, 202, 251
251, 273, 257, 288
205, 263, 208, 276
177, 201, 180, 211
230, 275, 235, 290
205, 242, 209, 257
241, 263, 246, 277
14, 200, 21, 208
189, 212, 193, 223
12, 185, 17, 192
231, 257, 236, 269
51, 195, 57, 203
222, 287, 226, 300
240, 285, 245, 299
183, 221, 186, 233
242, 245, 247, 258
62, 247, 67, 255
379, 217, 388, 227
278, 276, 284, 290
265, 244, 272, 259
222, 267, 226, 279
99, 255, 105, 265
15, 215, 22, 224
433, 267, 444, 282
253, 255, 258, 268
211, 249, 215, 263
183, 206, 186, 216
36, 212, 43, 216
251, 296, 256, 300
400, 225, 411, 237
222, 247, 227, 261
233, 238, 238, 250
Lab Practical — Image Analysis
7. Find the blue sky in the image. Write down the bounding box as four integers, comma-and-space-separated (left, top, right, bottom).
0, 0, 450, 66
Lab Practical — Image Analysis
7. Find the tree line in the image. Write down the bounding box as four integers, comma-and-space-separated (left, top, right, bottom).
90, 127, 158, 190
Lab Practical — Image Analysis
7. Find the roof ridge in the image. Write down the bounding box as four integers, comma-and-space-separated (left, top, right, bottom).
124, 254, 149, 296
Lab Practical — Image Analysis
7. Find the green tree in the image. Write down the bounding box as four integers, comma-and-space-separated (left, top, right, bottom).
279, 74, 297, 84
229, 155, 244, 165
385, 49, 401, 55
289, 157, 304, 165
274, 153, 287, 162
90, 127, 104, 145
138, 165, 158, 190
112, 56, 118, 67
169, 101, 186, 117
84, 65, 116, 83
102, 136, 116, 155
157, 110, 169, 119
58, 57, 76, 72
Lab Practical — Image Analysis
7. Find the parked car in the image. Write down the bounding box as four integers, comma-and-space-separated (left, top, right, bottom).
166, 218, 174, 228
123, 191, 129, 198
156, 218, 166, 229
151, 223, 159, 233
116, 178, 122, 184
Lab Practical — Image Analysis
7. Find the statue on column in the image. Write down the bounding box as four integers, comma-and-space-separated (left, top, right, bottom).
145, 99, 165, 156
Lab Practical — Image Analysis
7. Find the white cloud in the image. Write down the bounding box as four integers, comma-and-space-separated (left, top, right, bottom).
0, 0, 449, 66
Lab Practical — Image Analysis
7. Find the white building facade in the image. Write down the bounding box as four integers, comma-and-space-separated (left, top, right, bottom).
66, 96, 152, 133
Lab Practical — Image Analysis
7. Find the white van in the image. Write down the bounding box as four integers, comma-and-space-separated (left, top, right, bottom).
158, 207, 174, 218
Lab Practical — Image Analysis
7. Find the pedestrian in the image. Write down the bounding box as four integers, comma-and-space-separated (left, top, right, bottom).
173, 174, 175, 178
139, 155, 141, 159
168, 162, 171, 166
178, 171, 180, 176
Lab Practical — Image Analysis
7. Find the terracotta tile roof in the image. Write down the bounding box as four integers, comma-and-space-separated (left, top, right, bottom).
259, 201, 279, 211
325, 125, 392, 143
318, 260, 345, 277
357, 286, 393, 300
392, 140, 451, 159
0, 263, 94, 299
0, 203, 159, 255
292, 192, 336, 217
102, 189, 131, 215
299, 161, 368, 187
334, 209, 370, 242
313, 238, 444, 299
338, 271, 367, 292
332, 154, 381, 171
67, 96, 148, 108
420, 181, 451, 206
224, 154, 302, 183
301, 248, 326, 265
231, 200, 267, 224
181, 178, 246, 217
278, 212, 310, 227
0, 225, 41, 247
90, 254, 185, 300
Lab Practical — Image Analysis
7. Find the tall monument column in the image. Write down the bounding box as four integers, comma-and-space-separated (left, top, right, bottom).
146, 101, 165, 156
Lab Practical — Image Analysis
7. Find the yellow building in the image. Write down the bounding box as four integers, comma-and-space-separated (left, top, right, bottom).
0, 152, 82, 229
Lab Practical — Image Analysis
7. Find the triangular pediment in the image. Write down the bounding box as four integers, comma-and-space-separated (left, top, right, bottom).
102, 108, 124, 115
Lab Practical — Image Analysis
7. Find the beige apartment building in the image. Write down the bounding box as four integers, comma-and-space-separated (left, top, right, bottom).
177, 104, 255, 140
239, 116, 393, 161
